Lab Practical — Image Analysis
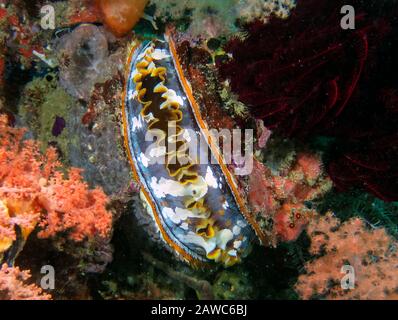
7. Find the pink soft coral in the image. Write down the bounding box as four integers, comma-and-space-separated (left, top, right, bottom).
247, 153, 332, 245
0, 114, 112, 248
37, 168, 112, 241
0, 263, 51, 300
295, 212, 398, 300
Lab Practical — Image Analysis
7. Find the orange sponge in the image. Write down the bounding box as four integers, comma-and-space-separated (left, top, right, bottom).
96, 0, 148, 37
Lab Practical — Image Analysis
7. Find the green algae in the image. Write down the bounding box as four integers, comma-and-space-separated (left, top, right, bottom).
219, 86, 250, 120
19, 74, 77, 161
317, 189, 398, 239
213, 269, 254, 299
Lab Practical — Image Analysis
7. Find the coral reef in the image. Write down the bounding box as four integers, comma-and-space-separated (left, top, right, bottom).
150, 0, 238, 39
0, 1, 44, 70
218, 0, 375, 136
36, 167, 112, 242
19, 29, 131, 198
0, 0, 395, 302
295, 212, 398, 299
247, 146, 332, 245
149, 0, 296, 39
0, 114, 113, 297
98, 207, 258, 300
0, 114, 112, 245
0, 263, 51, 300
166, 32, 332, 250
237, 0, 296, 23
218, 0, 398, 201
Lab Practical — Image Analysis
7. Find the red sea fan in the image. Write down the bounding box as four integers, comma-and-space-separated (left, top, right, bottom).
219, 0, 398, 201
219, 0, 386, 136
327, 85, 398, 201
329, 131, 398, 202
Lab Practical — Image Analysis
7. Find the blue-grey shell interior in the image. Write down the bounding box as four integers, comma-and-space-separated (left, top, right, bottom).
124, 38, 255, 263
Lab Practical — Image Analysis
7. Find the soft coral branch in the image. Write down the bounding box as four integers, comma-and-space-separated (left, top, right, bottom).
0, 263, 51, 300
295, 212, 398, 300
37, 168, 111, 241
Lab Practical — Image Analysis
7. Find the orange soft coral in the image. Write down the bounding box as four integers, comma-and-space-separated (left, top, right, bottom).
37, 168, 111, 241
247, 153, 332, 245
295, 212, 398, 300
0, 115, 112, 250
0, 263, 51, 300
